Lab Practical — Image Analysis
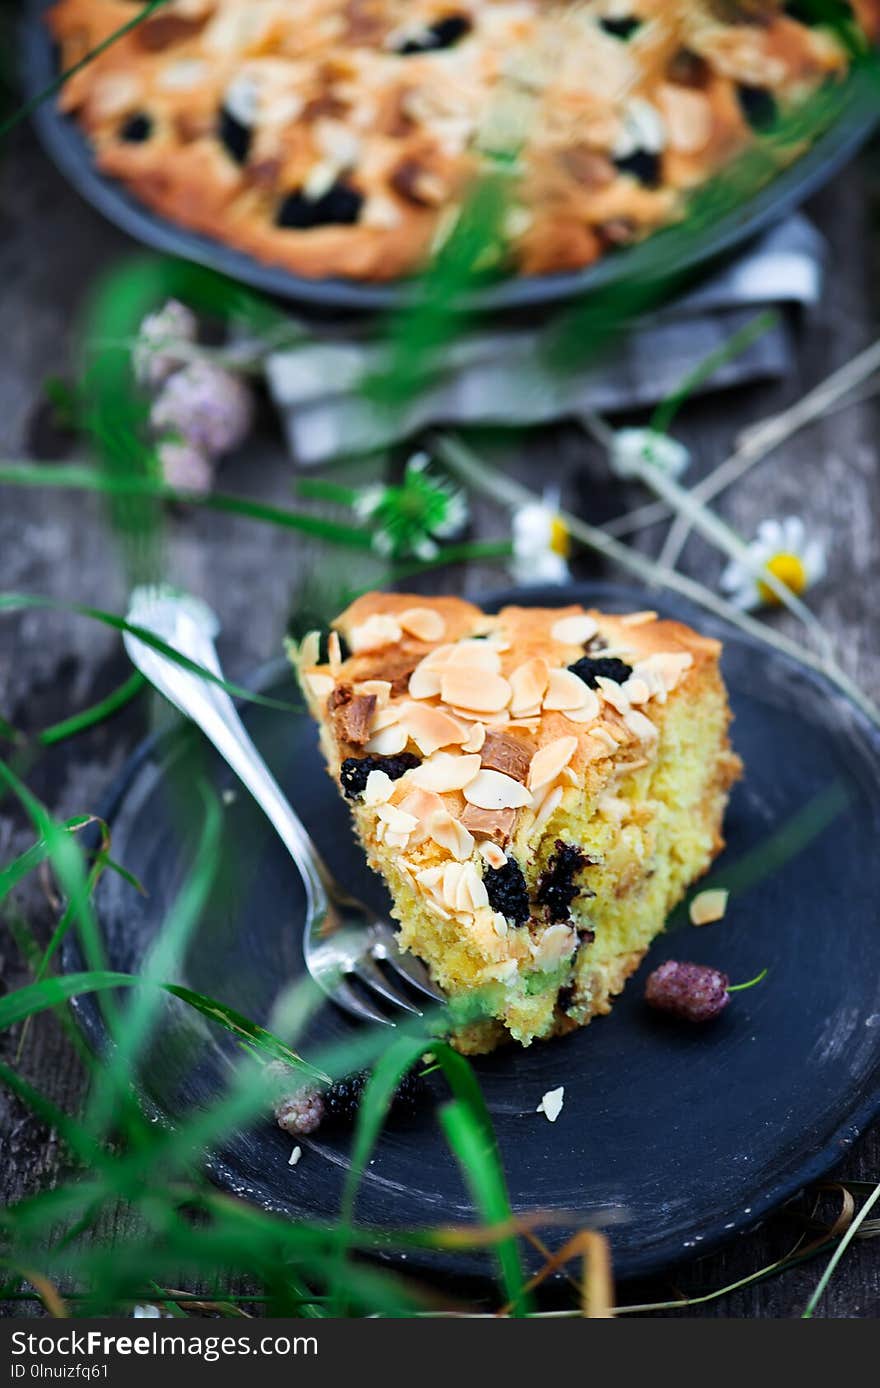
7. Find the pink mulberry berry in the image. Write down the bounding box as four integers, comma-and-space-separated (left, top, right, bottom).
645, 960, 730, 1022
151, 360, 253, 457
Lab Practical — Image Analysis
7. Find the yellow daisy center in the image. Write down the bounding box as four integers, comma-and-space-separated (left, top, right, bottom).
758, 551, 808, 605
550, 517, 570, 559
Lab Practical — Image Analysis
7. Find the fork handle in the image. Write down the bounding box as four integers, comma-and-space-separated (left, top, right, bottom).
134, 640, 333, 920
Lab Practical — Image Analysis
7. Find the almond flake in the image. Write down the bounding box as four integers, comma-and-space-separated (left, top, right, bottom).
328, 630, 342, 673
376, 803, 418, 833
595, 676, 631, 715
407, 752, 482, 793
440, 667, 512, 713
531, 783, 563, 832
369, 705, 401, 733
441, 862, 488, 913
304, 672, 334, 699
349, 614, 402, 654
551, 614, 598, 645
509, 658, 550, 716
464, 769, 532, 811
621, 676, 650, 705
399, 607, 447, 642
562, 689, 601, 723
445, 641, 502, 673
461, 722, 486, 753
355, 679, 392, 705
620, 610, 657, 626
427, 811, 475, 861
587, 725, 619, 753
623, 708, 658, 743
536, 1086, 564, 1123
531, 923, 577, 970
544, 668, 592, 711
365, 723, 408, 756
689, 888, 729, 926
479, 841, 508, 870
400, 702, 469, 756
633, 650, 693, 693
363, 770, 394, 805
396, 787, 445, 834
407, 663, 444, 699
299, 631, 321, 667
528, 736, 578, 791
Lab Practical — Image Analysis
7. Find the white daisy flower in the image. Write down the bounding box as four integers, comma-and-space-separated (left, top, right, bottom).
720, 516, 827, 612
510, 495, 571, 586
610, 427, 691, 481
355, 452, 468, 561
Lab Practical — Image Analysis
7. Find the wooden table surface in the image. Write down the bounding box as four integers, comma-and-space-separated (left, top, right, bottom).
1, 119, 879, 1319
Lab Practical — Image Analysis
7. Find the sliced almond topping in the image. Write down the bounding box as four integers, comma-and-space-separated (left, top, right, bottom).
299, 631, 321, 667
480, 730, 532, 783
595, 676, 631, 715
689, 888, 729, 926
587, 725, 620, 753
623, 707, 658, 743
440, 667, 512, 713
509, 657, 550, 716
376, 803, 418, 842
531, 783, 563, 833
304, 671, 334, 699
632, 650, 693, 693
449, 706, 511, 728
407, 662, 444, 700
396, 787, 445, 834
420, 643, 456, 670
363, 770, 394, 805
463, 769, 532, 811
370, 704, 401, 733
461, 804, 516, 846
531, 922, 577, 970
445, 641, 502, 673
398, 606, 447, 642
400, 701, 468, 756
621, 676, 650, 705
349, 613, 403, 654
620, 609, 657, 626
551, 613, 599, 645
428, 810, 475, 861
407, 751, 482, 793
478, 840, 508, 870
562, 687, 602, 723
441, 861, 489, 914
461, 721, 486, 753
365, 723, 408, 756
354, 679, 392, 705
528, 735, 578, 791
328, 630, 342, 673
544, 668, 592, 711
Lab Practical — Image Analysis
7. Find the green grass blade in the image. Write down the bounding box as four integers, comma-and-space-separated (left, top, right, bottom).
0, 593, 300, 712
37, 671, 146, 746
0, 816, 93, 902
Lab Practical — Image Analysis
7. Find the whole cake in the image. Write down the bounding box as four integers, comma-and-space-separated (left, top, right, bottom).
294, 593, 742, 1052
48, 1, 879, 281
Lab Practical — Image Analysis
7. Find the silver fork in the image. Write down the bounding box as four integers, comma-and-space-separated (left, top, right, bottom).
123, 585, 444, 1026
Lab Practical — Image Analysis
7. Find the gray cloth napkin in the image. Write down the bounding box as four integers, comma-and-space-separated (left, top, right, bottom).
265, 213, 824, 466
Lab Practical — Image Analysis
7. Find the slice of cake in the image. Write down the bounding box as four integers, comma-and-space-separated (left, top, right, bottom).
294, 593, 741, 1054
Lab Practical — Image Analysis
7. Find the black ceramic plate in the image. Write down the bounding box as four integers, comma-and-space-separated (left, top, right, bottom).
63, 583, 880, 1285
22, 1, 880, 312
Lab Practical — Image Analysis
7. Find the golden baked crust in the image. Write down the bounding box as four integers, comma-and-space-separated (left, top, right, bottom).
294, 592, 742, 1052
47, 1, 880, 282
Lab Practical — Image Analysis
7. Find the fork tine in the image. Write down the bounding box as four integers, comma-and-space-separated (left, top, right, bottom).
354, 955, 424, 1016
372, 933, 446, 1002
330, 977, 395, 1028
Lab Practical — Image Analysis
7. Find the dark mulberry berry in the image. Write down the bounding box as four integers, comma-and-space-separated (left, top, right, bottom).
737, 84, 778, 130
484, 857, 530, 926
536, 841, 592, 923
398, 14, 471, 53
339, 752, 421, 799
324, 1067, 428, 1125
600, 16, 641, 38
219, 107, 251, 164
614, 149, 661, 187
645, 960, 730, 1022
568, 654, 633, 688
276, 181, 363, 229
120, 113, 152, 142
